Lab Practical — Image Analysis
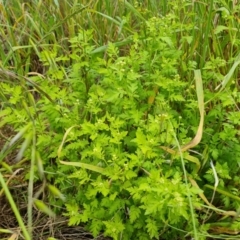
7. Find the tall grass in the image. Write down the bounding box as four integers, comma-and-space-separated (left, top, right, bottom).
1, 0, 239, 73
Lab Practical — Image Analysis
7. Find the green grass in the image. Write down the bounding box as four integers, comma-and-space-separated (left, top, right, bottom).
0, 0, 240, 239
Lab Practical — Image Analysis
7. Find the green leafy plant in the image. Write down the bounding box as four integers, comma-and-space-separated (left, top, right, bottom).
1, 1, 240, 239
52, 22, 203, 239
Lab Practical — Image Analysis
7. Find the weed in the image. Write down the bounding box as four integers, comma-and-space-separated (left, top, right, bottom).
0, 0, 240, 240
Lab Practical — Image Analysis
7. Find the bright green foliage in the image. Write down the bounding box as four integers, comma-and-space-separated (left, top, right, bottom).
49, 23, 199, 239
1, 0, 240, 240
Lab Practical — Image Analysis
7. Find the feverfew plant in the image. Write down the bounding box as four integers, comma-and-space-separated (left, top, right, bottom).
50, 20, 201, 239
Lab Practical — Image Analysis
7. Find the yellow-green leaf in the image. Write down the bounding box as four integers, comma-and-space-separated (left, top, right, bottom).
48, 184, 66, 201
59, 160, 105, 175
34, 199, 55, 217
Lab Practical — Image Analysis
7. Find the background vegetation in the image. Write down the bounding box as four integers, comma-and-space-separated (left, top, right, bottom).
0, 0, 240, 239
